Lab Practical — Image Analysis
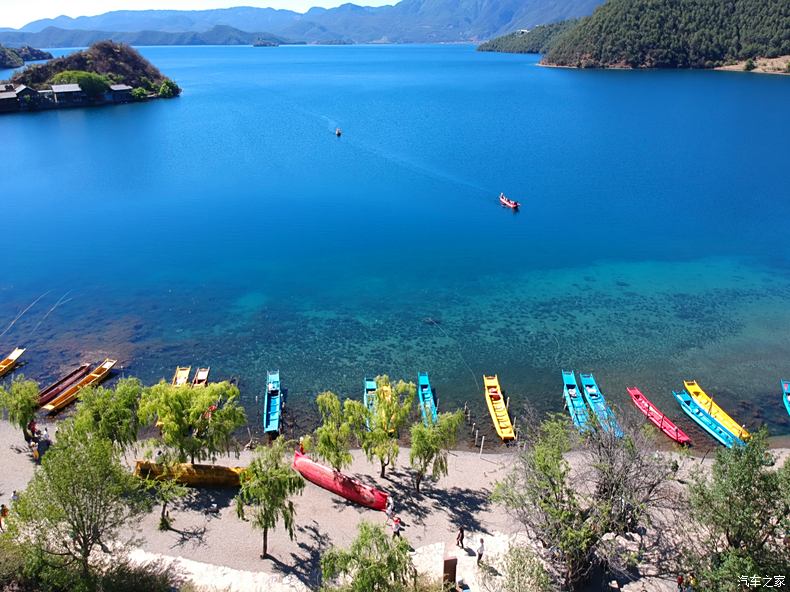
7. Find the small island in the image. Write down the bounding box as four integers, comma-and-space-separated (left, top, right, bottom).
0, 41, 181, 114
0, 44, 53, 68
478, 0, 790, 73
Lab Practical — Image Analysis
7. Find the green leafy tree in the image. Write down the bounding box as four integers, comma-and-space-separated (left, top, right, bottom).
235, 439, 305, 558
321, 521, 416, 592
0, 375, 39, 441
138, 381, 247, 464
8, 424, 149, 588
409, 410, 463, 492
131, 87, 148, 101
314, 391, 367, 471
157, 79, 181, 98
360, 376, 415, 478
50, 70, 111, 98
481, 545, 552, 592
140, 460, 189, 531
492, 416, 596, 590
744, 58, 756, 71
72, 377, 143, 451
687, 428, 790, 590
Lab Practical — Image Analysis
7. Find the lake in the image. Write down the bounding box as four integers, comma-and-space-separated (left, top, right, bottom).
2, 44, 789, 443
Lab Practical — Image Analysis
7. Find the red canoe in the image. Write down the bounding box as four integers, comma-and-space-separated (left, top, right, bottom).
37, 364, 91, 406
499, 193, 520, 209
292, 451, 388, 511
627, 386, 692, 446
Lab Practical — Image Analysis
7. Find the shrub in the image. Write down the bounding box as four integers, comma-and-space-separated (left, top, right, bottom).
158, 79, 181, 98
131, 87, 148, 101
744, 58, 756, 71
49, 70, 111, 98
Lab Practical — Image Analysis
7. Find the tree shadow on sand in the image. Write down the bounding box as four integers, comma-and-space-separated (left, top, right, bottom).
166, 524, 209, 550
268, 520, 332, 589
176, 487, 237, 514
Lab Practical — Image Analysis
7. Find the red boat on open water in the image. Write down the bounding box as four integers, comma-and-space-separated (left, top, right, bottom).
499, 193, 520, 209
292, 450, 388, 511
627, 386, 692, 446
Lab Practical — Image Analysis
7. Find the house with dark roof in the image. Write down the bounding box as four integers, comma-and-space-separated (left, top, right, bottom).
13, 84, 39, 110
52, 83, 86, 106
0, 88, 19, 113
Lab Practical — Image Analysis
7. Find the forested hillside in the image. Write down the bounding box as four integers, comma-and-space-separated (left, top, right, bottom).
543, 0, 790, 68
477, 20, 578, 54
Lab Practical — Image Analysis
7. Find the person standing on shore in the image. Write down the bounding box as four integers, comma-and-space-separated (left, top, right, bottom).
476, 538, 484, 565
385, 494, 394, 524
456, 526, 465, 548
0, 504, 8, 531
392, 517, 403, 539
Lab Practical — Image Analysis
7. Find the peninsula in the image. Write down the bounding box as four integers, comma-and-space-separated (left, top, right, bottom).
0, 44, 52, 68
0, 41, 180, 113
479, 0, 790, 72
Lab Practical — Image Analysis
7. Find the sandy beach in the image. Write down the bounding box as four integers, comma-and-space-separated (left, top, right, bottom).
4, 418, 787, 591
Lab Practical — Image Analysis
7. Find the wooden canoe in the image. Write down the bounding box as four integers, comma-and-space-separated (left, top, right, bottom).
41, 359, 116, 414
192, 367, 210, 386
37, 363, 91, 406
673, 390, 744, 448
684, 380, 750, 441
172, 366, 191, 387
627, 386, 691, 446
562, 370, 591, 433
782, 380, 790, 417
483, 374, 515, 441
417, 372, 438, 426
0, 347, 26, 378
292, 450, 388, 510
135, 460, 243, 487
580, 373, 623, 437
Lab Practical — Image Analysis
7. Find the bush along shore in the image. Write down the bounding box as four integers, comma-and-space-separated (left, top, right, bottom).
0, 41, 180, 114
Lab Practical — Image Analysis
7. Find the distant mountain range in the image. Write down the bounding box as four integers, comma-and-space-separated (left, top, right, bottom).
0, 0, 605, 46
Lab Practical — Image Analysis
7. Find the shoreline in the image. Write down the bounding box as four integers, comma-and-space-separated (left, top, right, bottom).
537, 56, 790, 75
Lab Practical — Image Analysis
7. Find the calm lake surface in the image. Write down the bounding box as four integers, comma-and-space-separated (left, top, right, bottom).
2, 45, 789, 443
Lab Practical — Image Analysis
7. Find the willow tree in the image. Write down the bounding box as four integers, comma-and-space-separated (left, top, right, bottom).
138, 381, 246, 464
0, 375, 39, 441
235, 439, 305, 558
9, 424, 149, 587
359, 375, 415, 478
72, 377, 143, 451
313, 390, 367, 471
409, 410, 464, 492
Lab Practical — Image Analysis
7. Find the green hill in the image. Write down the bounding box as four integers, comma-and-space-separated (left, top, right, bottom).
9, 41, 179, 93
543, 0, 790, 68
478, 20, 578, 54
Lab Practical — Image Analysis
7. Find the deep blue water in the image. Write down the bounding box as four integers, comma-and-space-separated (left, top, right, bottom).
2, 45, 789, 443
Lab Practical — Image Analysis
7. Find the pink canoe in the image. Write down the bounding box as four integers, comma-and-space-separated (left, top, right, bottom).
292, 450, 388, 511
627, 386, 692, 446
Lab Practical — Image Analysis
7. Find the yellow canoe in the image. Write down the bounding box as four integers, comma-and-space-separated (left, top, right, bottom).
135, 460, 243, 487
172, 366, 191, 387
42, 359, 117, 413
684, 380, 750, 441
0, 347, 25, 378
483, 374, 515, 441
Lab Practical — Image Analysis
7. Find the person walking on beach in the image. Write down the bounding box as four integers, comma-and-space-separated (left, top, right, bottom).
385, 494, 394, 524
392, 517, 403, 539
676, 574, 684, 591
456, 526, 465, 548
476, 538, 484, 565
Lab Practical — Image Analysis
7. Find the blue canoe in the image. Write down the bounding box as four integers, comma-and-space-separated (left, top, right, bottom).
673, 390, 744, 448
579, 373, 623, 437
363, 377, 377, 429
417, 372, 438, 426
562, 370, 591, 432
782, 380, 790, 417
263, 370, 283, 434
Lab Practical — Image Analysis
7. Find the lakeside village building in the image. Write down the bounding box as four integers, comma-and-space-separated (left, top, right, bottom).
0, 82, 133, 113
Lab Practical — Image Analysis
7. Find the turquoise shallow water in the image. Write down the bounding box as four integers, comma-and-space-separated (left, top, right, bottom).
2, 45, 790, 444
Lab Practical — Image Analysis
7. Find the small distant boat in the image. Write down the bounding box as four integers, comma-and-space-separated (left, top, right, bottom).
37, 364, 91, 407
135, 461, 243, 487
562, 370, 591, 432
192, 367, 210, 386
0, 347, 26, 378
781, 380, 790, 417
363, 377, 377, 428
580, 373, 623, 437
292, 450, 388, 510
172, 366, 191, 387
673, 390, 744, 448
263, 369, 283, 434
684, 380, 750, 441
417, 372, 438, 426
335, 128, 342, 137
41, 359, 117, 414
627, 386, 691, 446
499, 193, 520, 209
483, 374, 515, 442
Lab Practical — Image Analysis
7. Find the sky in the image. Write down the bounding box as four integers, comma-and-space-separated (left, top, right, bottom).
0, 0, 397, 29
